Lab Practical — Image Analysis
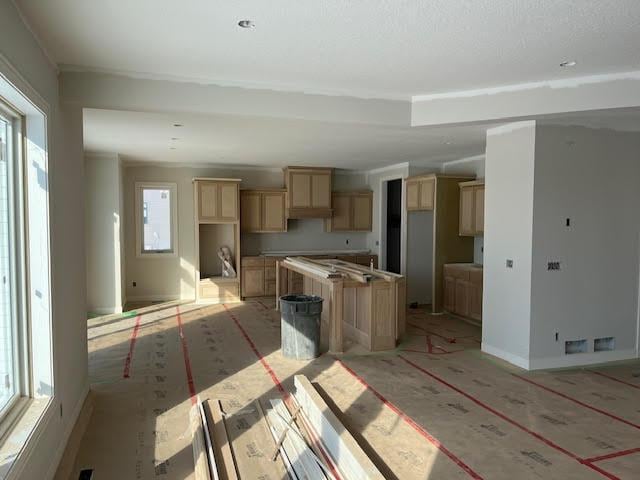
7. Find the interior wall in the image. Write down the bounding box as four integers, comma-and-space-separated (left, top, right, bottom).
482, 122, 536, 369
123, 164, 370, 300
0, 2, 89, 478
85, 153, 124, 314
529, 125, 640, 368
406, 211, 434, 304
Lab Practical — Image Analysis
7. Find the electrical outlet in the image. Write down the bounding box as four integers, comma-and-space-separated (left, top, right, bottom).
345, 239, 349, 245
133, 281, 137, 287
555, 332, 559, 342
547, 262, 561, 271
506, 259, 513, 268
566, 218, 571, 227
60, 403, 63, 418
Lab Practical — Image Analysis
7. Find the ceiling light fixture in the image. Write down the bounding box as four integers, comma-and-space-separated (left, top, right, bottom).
173, 123, 183, 127
171, 137, 179, 141
560, 60, 577, 67
238, 20, 255, 29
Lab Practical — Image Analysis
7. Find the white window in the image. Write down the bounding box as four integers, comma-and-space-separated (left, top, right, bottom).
135, 183, 177, 257
0, 105, 18, 419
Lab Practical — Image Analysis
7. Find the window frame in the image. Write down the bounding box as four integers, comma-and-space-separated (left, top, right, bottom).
134, 182, 178, 259
0, 96, 31, 437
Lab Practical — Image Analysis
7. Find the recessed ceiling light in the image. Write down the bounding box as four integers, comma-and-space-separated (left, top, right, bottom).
173, 123, 183, 127
560, 60, 577, 67
238, 20, 255, 29
170, 147, 176, 150
171, 137, 179, 141
444, 141, 453, 145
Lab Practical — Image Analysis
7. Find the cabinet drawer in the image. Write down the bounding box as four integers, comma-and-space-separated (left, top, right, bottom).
241, 256, 265, 267
445, 264, 470, 281
469, 268, 483, 286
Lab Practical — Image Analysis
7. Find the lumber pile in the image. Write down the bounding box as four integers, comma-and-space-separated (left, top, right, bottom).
190, 377, 384, 479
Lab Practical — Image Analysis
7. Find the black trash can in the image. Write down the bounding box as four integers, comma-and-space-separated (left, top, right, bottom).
279, 294, 323, 360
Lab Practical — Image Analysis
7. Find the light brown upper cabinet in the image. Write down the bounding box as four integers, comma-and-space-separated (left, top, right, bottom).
326, 191, 373, 232
284, 167, 333, 218
196, 178, 240, 223
459, 180, 485, 236
406, 175, 435, 211
240, 189, 287, 233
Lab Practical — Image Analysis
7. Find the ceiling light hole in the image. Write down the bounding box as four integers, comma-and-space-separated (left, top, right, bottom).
173, 123, 183, 127
238, 20, 255, 29
560, 60, 577, 67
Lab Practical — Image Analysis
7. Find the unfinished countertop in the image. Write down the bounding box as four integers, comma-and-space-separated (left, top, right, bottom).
258, 249, 372, 257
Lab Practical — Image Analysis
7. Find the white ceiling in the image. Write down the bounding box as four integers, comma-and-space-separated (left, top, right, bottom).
17, 0, 640, 99
83, 109, 491, 169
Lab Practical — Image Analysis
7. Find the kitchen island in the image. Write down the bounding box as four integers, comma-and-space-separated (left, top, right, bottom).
276, 257, 406, 353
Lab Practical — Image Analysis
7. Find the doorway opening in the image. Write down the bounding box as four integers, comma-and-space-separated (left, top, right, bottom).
386, 179, 402, 274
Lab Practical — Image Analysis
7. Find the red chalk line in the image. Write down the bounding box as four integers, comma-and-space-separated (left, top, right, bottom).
176, 306, 197, 405
583, 447, 640, 464
223, 303, 286, 397
336, 359, 484, 480
398, 355, 625, 480
222, 303, 342, 479
123, 314, 142, 378
588, 370, 640, 391
512, 374, 640, 431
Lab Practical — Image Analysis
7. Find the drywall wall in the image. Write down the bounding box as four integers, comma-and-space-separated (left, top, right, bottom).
0, 2, 88, 479
482, 122, 536, 369
122, 164, 369, 300
85, 153, 124, 314
529, 125, 640, 368
406, 211, 434, 304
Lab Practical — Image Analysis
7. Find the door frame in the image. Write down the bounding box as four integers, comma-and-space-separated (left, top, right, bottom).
378, 175, 407, 276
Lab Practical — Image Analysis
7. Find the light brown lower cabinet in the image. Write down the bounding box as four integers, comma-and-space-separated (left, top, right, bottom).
443, 263, 483, 322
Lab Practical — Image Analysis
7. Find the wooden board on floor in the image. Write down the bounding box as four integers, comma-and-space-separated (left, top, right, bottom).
293, 375, 385, 480
223, 400, 288, 479
204, 399, 239, 480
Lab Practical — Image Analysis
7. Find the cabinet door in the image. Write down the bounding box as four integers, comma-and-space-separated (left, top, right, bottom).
262, 192, 286, 232
406, 181, 420, 210
311, 173, 331, 208
419, 178, 435, 210
242, 267, 265, 297
198, 182, 219, 222
459, 186, 475, 236
290, 173, 312, 208
219, 182, 239, 221
469, 283, 483, 321
240, 191, 261, 232
474, 186, 485, 235
454, 279, 470, 317
330, 194, 352, 231
352, 194, 373, 231
444, 276, 456, 312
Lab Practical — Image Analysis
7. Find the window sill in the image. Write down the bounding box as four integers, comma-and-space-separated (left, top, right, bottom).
135, 251, 178, 260
0, 397, 51, 479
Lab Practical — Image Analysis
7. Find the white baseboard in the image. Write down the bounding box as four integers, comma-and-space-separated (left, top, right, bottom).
126, 294, 180, 302
482, 343, 530, 370
7, 383, 90, 480
89, 306, 123, 315
528, 348, 638, 370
